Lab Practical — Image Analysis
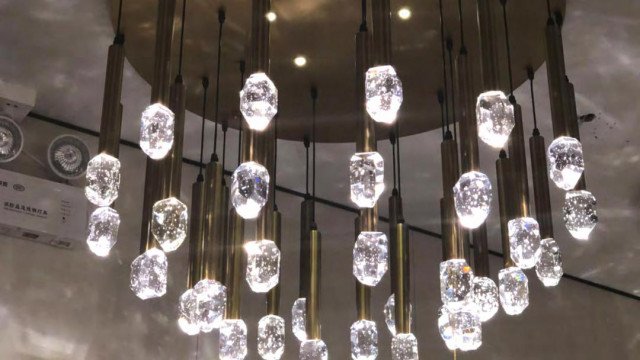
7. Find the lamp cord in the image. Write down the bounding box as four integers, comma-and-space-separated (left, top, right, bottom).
446, 38, 457, 141
396, 123, 402, 196
437, 89, 445, 139
237, 60, 246, 166
273, 115, 278, 208
360, 0, 368, 31
114, 0, 125, 44
438, 0, 450, 133
177, 0, 187, 77
390, 132, 397, 191
199, 77, 209, 178
304, 135, 310, 196
457, 0, 465, 48
212, 8, 226, 161
527, 66, 539, 133
311, 86, 318, 209
222, 120, 228, 172
546, 0, 552, 19
500, 0, 515, 97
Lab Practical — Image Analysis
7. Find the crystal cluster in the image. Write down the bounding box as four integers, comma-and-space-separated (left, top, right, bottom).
140, 103, 175, 160
365, 65, 403, 124
85, 153, 121, 206
350, 320, 378, 360
536, 238, 563, 287
508, 217, 542, 269
87, 206, 120, 257
258, 315, 285, 360
240, 72, 278, 131
353, 231, 389, 286
547, 136, 584, 190
151, 197, 188, 252
453, 171, 493, 229
349, 152, 384, 208
563, 190, 598, 240
438, 306, 482, 351
469, 276, 499, 322
178, 289, 199, 336
292, 298, 307, 342
219, 319, 248, 360
391, 333, 419, 360
384, 294, 413, 335
439, 259, 474, 310
130, 248, 168, 300
476, 91, 515, 148
245, 240, 281, 293
231, 161, 270, 219
299, 339, 328, 360
194, 279, 227, 332
498, 267, 529, 315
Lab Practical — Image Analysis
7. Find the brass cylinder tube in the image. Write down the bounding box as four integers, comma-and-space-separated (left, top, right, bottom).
266, 210, 281, 315
529, 134, 554, 239
371, 0, 392, 65
98, 42, 124, 156
219, 182, 230, 285
188, 179, 206, 288
226, 210, 244, 319
546, 21, 569, 138
496, 153, 516, 268
565, 79, 587, 190
354, 216, 371, 320
441, 138, 461, 260
306, 228, 321, 340
140, 160, 159, 253
158, 79, 186, 198
202, 161, 224, 280
476, 0, 501, 90
250, 0, 271, 73
507, 103, 530, 218
355, 31, 376, 153
257, 124, 275, 240
392, 222, 411, 334
299, 198, 315, 298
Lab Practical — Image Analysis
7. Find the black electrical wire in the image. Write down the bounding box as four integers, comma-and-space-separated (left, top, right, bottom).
114, 0, 125, 44
222, 119, 228, 172
390, 132, 397, 191
177, 0, 187, 77
457, 0, 465, 47
437, 89, 445, 139
212, 7, 225, 161
396, 125, 402, 196
273, 115, 278, 208
438, 0, 450, 133
446, 38, 457, 141
527, 66, 539, 133
311, 86, 318, 207
360, 0, 368, 31
237, 60, 246, 166
546, 0, 552, 19
199, 77, 209, 178
500, 0, 515, 97
304, 135, 310, 196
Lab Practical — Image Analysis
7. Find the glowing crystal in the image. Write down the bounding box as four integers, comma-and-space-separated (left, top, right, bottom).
547, 136, 584, 190
440, 259, 474, 311
453, 171, 493, 229
299, 339, 328, 360
85, 153, 121, 206
353, 231, 389, 286
219, 319, 248, 360
258, 315, 285, 360
87, 206, 120, 257
194, 279, 227, 332
130, 248, 167, 300
350, 320, 378, 360
365, 65, 403, 124
536, 238, 563, 287
469, 276, 499, 322
476, 91, 515, 148
292, 298, 307, 342
563, 190, 598, 240
178, 288, 199, 336
245, 239, 281, 293
151, 197, 188, 252
350, 152, 384, 208
498, 267, 529, 316
240, 72, 278, 131
508, 217, 542, 269
437, 306, 482, 351
391, 333, 419, 360
231, 161, 269, 219
384, 294, 413, 336
140, 103, 174, 159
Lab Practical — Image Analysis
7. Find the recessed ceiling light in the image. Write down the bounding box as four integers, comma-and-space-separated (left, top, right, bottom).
266, 11, 277, 22
294, 56, 307, 67
398, 7, 412, 20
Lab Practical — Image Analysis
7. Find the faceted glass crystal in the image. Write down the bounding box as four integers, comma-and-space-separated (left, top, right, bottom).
299, 339, 328, 360
563, 190, 598, 240
291, 298, 307, 342
384, 294, 413, 336
151, 197, 188, 252
350, 320, 378, 360
87, 206, 120, 257
508, 217, 542, 269
130, 248, 168, 300
437, 307, 482, 351
240, 72, 278, 131
219, 319, 248, 360
258, 315, 285, 360
391, 333, 419, 360
453, 171, 493, 229
440, 259, 474, 311
469, 276, 499, 322
231, 161, 270, 219
140, 103, 175, 160
536, 238, 563, 287
547, 136, 584, 190
365, 65, 403, 124
350, 152, 385, 208
178, 288, 199, 336
353, 231, 389, 286
245, 239, 281, 293
194, 279, 227, 332
498, 267, 529, 316
476, 90, 515, 148
85, 153, 121, 206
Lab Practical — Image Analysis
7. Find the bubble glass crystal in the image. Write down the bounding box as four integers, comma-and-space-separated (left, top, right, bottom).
536, 238, 563, 287
391, 333, 419, 360
130, 248, 167, 300
87, 206, 120, 257
498, 267, 529, 316
151, 197, 188, 252
453, 171, 493, 229
384, 294, 413, 336
469, 276, 499, 322
350, 152, 384, 208
440, 259, 474, 311
508, 217, 542, 269
353, 231, 389, 286
220, 319, 248, 360
140, 103, 175, 160
85, 153, 121, 206
245, 239, 281, 293
178, 288, 200, 336
365, 65, 403, 124
231, 161, 269, 219
547, 136, 584, 190
240, 72, 278, 131
194, 279, 227, 332
350, 320, 378, 360
258, 315, 285, 360
476, 91, 515, 148
292, 298, 307, 342
300, 339, 328, 360
563, 190, 598, 240
437, 306, 482, 351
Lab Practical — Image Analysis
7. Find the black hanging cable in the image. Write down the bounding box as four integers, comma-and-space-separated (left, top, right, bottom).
222, 119, 228, 172
114, 0, 125, 43
546, 0, 552, 19
437, 89, 445, 139
177, 0, 187, 77
212, 7, 226, 161
438, 0, 450, 133
311, 86, 318, 207
390, 132, 397, 191
199, 77, 209, 178
304, 135, 310, 196
500, 0, 515, 98
237, 60, 246, 166
457, 0, 465, 47
527, 66, 539, 134
359, 0, 368, 31
273, 116, 278, 209
396, 127, 403, 196
446, 38, 457, 141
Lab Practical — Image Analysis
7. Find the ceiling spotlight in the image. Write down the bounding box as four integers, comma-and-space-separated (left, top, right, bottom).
294, 56, 307, 67
265, 11, 277, 22
398, 7, 412, 20
47, 134, 90, 180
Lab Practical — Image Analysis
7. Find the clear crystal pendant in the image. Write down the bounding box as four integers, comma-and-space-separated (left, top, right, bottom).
349, 152, 384, 208
178, 288, 200, 336
244, 239, 281, 293
151, 197, 188, 252
498, 267, 529, 316
453, 171, 493, 229
257, 315, 285, 360
299, 339, 328, 360
353, 231, 389, 286
350, 320, 378, 360
240, 72, 278, 131
437, 306, 482, 351
391, 333, 419, 360
194, 279, 227, 332
439, 259, 474, 311
231, 161, 270, 219
85, 153, 121, 206
139, 103, 175, 160
87, 206, 120, 257
536, 238, 563, 287
547, 136, 584, 190
508, 217, 542, 269
130, 247, 168, 300
365, 65, 403, 124
219, 319, 248, 360
469, 276, 499, 322
384, 294, 413, 336
291, 298, 307, 342
563, 190, 598, 240
476, 91, 515, 148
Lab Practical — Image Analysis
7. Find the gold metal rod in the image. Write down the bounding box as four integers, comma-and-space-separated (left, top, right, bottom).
219, 182, 230, 285
476, 0, 501, 90
354, 216, 371, 320
266, 210, 282, 315
441, 137, 461, 260
440, 198, 448, 261
202, 160, 224, 280
257, 123, 275, 240
371, 0, 392, 65
140, 160, 159, 253
392, 222, 411, 334
496, 151, 516, 268
98, 42, 125, 156
355, 31, 376, 153
188, 179, 206, 289
529, 133, 554, 239
299, 198, 315, 298
545, 20, 569, 138
159, 78, 186, 198
565, 79, 587, 190
306, 228, 321, 339
507, 102, 530, 218
250, 0, 271, 73
226, 210, 244, 319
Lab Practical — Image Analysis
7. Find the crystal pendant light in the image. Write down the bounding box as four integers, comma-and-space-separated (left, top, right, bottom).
353, 231, 389, 286
139, 103, 175, 160
391, 333, 419, 360
299, 339, 328, 360
498, 267, 529, 315
219, 319, 248, 360
257, 315, 286, 360
508, 217, 542, 269
244, 239, 281, 293
563, 190, 598, 240
453, 171, 493, 229
231, 161, 270, 219
85, 153, 121, 206
439, 259, 474, 311
365, 65, 403, 124
130, 247, 168, 300
476, 91, 515, 148
536, 238, 563, 287
349, 152, 384, 208
240, 72, 278, 131
194, 279, 227, 332
291, 298, 307, 342
151, 197, 188, 252
469, 276, 499, 322
350, 319, 378, 360
87, 206, 120, 257
547, 136, 584, 190
383, 294, 413, 336
178, 288, 200, 336
437, 306, 482, 351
